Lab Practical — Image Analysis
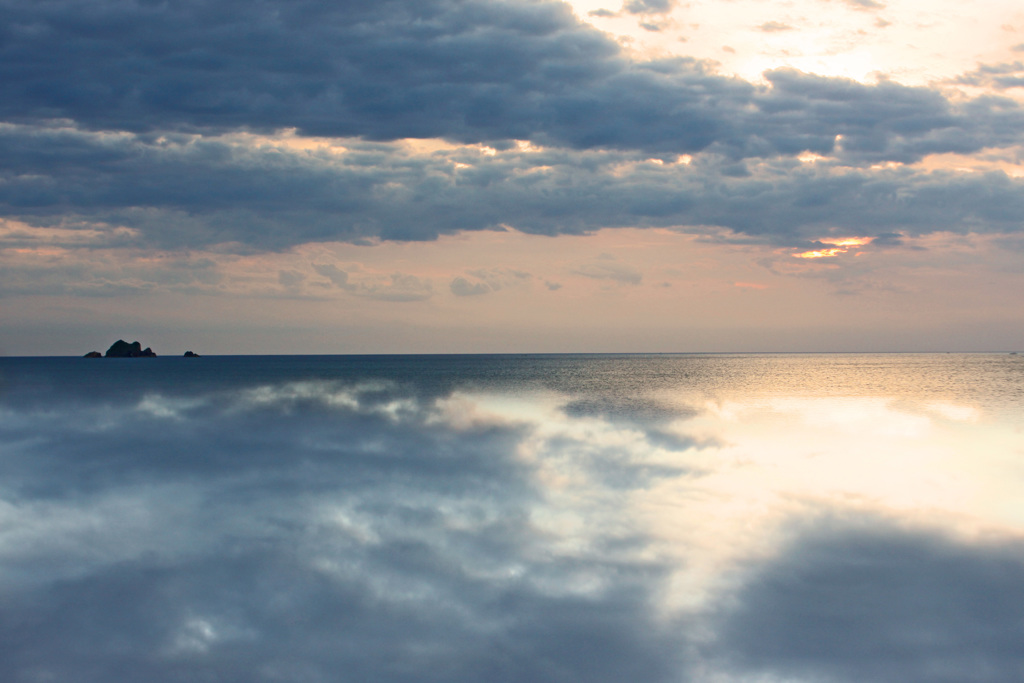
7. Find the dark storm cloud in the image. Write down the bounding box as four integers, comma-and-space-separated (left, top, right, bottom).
751, 68, 1024, 163
711, 518, 1024, 683
5, 123, 1024, 251
3, 0, 1024, 256
0, 0, 722, 153
1, 0, 1022, 164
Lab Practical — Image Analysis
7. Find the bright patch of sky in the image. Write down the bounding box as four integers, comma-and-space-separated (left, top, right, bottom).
569, 0, 1024, 89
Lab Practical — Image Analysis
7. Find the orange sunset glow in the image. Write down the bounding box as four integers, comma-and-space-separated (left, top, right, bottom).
794, 237, 873, 259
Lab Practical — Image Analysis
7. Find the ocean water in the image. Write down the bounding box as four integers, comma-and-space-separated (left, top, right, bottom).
0, 353, 1022, 682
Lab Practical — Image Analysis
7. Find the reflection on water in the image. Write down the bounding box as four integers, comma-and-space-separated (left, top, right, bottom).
0, 354, 1022, 682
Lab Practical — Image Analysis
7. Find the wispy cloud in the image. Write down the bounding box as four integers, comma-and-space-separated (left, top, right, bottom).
450, 276, 491, 296
622, 0, 676, 15
758, 21, 795, 32
574, 259, 643, 285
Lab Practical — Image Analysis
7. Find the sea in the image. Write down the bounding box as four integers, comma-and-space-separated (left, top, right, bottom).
0, 353, 1022, 682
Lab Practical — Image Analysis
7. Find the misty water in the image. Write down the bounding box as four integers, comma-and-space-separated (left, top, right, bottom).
1, 353, 1022, 682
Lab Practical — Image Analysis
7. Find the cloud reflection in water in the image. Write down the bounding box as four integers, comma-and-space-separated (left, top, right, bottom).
0, 354, 1021, 682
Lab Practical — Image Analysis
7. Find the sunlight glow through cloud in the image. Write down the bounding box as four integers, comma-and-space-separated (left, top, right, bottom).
794, 237, 873, 259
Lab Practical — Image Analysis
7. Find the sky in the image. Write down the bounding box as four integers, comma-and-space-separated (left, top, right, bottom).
3, 0, 1024, 354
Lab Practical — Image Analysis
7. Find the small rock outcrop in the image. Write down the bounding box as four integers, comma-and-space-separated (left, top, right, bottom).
84, 351, 102, 358
104, 339, 157, 358
183, 351, 201, 358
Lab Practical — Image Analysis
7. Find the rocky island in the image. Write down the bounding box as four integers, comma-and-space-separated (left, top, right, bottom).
84, 341, 204, 357
84, 340, 157, 358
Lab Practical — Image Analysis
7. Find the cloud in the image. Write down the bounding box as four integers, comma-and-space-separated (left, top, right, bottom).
757, 21, 794, 32
278, 269, 305, 289
356, 273, 433, 301
754, 68, 1013, 163
437, 269, 536, 298
310, 263, 431, 301
574, 260, 643, 285
4, 123, 1024, 256
4, 123, 1024, 254
312, 263, 354, 289
450, 276, 491, 296
952, 61, 1024, 90
0, 243, 224, 299
0, 0, 699, 150
623, 0, 676, 14
0, 0, 1019, 165
638, 20, 670, 32
842, 0, 885, 9
2, 0, 1024, 261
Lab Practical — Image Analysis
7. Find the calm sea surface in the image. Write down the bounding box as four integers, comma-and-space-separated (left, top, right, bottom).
0, 354, 1022, 682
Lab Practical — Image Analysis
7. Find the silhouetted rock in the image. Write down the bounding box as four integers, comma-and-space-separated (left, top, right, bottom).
183, 351, 201, 358
83, 351, 102, 358
104, 340, 157, 358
